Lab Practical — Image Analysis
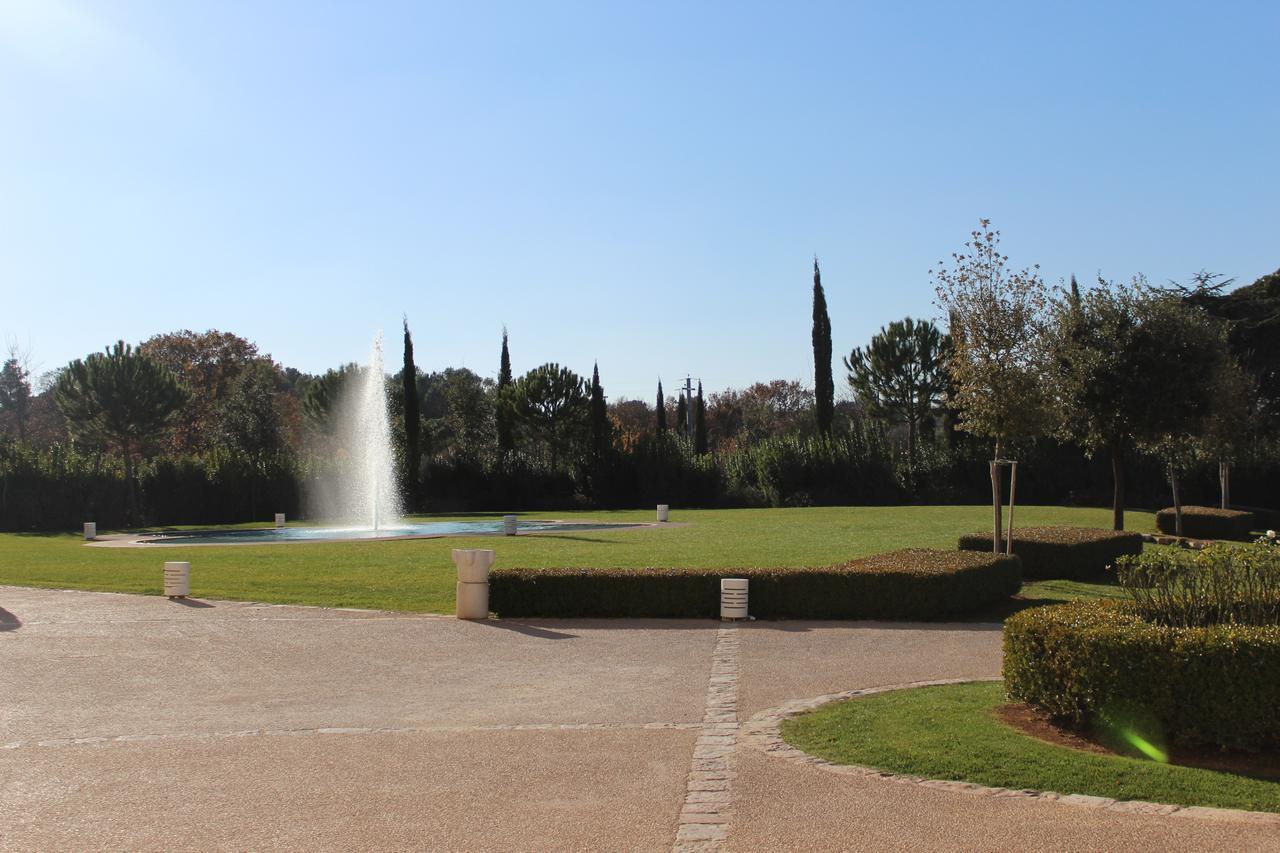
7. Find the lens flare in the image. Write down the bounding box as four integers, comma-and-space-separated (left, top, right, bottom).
1119, 729, 1168, 763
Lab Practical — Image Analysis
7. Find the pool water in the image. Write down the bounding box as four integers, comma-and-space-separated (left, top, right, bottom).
138, 520, 642, 545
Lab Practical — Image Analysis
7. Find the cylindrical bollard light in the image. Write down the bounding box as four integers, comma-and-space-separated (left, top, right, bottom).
721, 578, 748, 621
83, 522, 96, 541
657, 504, 669, 523
275, 513, 286, 528
503, 514, 518, 536
454, 548, 494, 619
164, 561, 191, 599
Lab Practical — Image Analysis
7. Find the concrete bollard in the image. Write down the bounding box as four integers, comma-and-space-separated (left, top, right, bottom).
721, 578, 748, 621
503, 515, 518, 536
83, 522, 96, 541
657, 504, 669, 523
454, 549, 494, 619
164, 561, 191, 599
275, 513, 286, 528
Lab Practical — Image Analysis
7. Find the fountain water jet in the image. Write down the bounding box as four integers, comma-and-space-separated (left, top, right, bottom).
341, 332, 403, 530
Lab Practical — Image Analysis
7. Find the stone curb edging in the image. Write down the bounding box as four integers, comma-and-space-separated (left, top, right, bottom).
740, 677, 1280, 828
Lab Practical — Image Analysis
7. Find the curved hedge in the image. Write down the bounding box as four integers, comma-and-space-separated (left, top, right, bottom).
1004, 599, 1280, 751
490, 549, 1021, 620
1155, 506, 1255, 540
958, 525, 1143, 579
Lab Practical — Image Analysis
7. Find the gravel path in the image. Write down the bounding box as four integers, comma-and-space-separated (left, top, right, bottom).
1, 586, 1275, 851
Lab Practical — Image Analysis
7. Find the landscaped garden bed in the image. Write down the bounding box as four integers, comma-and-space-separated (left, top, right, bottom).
780, 681, 1280, 813
1155, 506, 1256, 540
957, 525, 1143, 580
490, 548, 1021, 619
1004, 545, 1280, 752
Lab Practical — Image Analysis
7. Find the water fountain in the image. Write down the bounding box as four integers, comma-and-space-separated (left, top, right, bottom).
118, 331, 644, 546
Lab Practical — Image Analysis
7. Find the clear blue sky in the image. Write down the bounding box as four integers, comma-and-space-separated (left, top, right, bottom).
3, 1, 1277, 402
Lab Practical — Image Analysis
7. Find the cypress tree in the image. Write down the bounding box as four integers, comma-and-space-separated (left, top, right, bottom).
496, 328, 514, 453
656, 380, 667, 433
812, 257, 835, 434
402, 317, 420, 498
694, 381, 708, 454
589, 362, 608, 458
676, 394, 688, 436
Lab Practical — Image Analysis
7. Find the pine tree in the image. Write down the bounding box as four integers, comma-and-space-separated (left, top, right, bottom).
589, 362, 609, 458
694, 381, 708, 454
812, 257, 835, 434
655, 380, 667, 433
496, 328, 515, 454
402, 317, 420, 498
676, 394, 688, 436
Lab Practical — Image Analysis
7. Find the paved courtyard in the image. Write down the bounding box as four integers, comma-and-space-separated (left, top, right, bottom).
1, 586, 1276, 851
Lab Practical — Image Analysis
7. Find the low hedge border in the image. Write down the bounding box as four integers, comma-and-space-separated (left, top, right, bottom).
1155, 506, 1256, 540
957, 526, 1143, 580
1004, 599, 1280, 752
490, 549, 1022, 620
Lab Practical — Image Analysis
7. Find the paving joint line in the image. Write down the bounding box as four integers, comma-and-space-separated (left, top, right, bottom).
673, 625, 740, 852
2, 720, 703, 751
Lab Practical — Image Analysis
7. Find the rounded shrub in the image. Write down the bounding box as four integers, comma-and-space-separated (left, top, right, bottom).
491, 549, 1021, 620
1004, 599, 1280, 751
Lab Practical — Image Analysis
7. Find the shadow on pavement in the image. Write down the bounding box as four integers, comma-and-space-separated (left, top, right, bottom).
479, 621, 578, 640
169, 598, 216, 609
0, 606, 20, 631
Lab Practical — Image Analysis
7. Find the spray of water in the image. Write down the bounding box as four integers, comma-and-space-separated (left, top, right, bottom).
334, 332, 403, 529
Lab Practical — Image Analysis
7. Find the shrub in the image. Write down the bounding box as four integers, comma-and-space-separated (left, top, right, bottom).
1004, 599, 1280, 751
490, 549, 1021, 619
1115, 544, 1280, 628
957, 525, 1142, 580
1155, 505, 1255, 540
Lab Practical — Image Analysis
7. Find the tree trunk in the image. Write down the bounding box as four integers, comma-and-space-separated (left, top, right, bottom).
991, 439, 1003, 554
1171, 465, 1183, 538
1111, 443, 1125, 531
1006, 461, 1018, 556
1220, 460, 1230, 510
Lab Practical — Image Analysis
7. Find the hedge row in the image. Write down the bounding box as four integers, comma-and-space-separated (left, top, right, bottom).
489, 549, 1022, 619
1155, 506, 1256, 540
957, 526, 1143, 580
1004, 599, 1280, 751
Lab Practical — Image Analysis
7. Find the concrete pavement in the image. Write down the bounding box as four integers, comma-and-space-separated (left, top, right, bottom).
0, 586, 1275, 851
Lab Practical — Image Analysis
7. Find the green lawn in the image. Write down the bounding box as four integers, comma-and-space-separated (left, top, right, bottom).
782, 681, 1280, 813
0, 505, 1151, 614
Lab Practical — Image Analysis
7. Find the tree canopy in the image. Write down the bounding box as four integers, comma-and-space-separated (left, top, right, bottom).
845, 317, 949, 459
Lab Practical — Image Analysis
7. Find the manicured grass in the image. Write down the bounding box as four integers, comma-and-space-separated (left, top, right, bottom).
0, 506, 1153, 614
782, 681, 1280, 813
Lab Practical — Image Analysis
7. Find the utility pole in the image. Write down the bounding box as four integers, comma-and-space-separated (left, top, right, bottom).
682, 375, 697, 435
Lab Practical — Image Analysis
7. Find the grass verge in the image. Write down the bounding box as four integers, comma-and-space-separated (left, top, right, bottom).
0, 506, 1152, 614
781, 681, 1280, 813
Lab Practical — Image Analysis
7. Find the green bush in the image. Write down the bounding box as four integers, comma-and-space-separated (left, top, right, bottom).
1115, 544, 1280, 628
490, 549, 1021, 619
957, 525, 1143, 579
1004, 599, 1280, 751
1155, 506, 1255, 540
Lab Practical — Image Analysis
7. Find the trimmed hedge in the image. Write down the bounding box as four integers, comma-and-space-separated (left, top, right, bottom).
1004, 599, 1280, 751
489, 549, 1021, 619
1155, 506, 1256, 540
957, 526, 1143, 580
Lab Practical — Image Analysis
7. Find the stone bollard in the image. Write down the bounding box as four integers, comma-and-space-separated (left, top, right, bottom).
720, 578, 748, 621
275, 513, 286, 528
503, 515, 518, 536
454, 549, 494, 619
83, 522, 96, 541
164, 561, 191, 599
657, 504, 669, 523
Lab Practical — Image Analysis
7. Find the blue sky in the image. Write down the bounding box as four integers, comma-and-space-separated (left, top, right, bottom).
3, 1, 1277, 402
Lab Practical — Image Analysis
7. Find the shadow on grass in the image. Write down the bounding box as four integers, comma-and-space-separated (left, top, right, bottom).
955, 597, 1072, 623
0, 606, 20, 631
